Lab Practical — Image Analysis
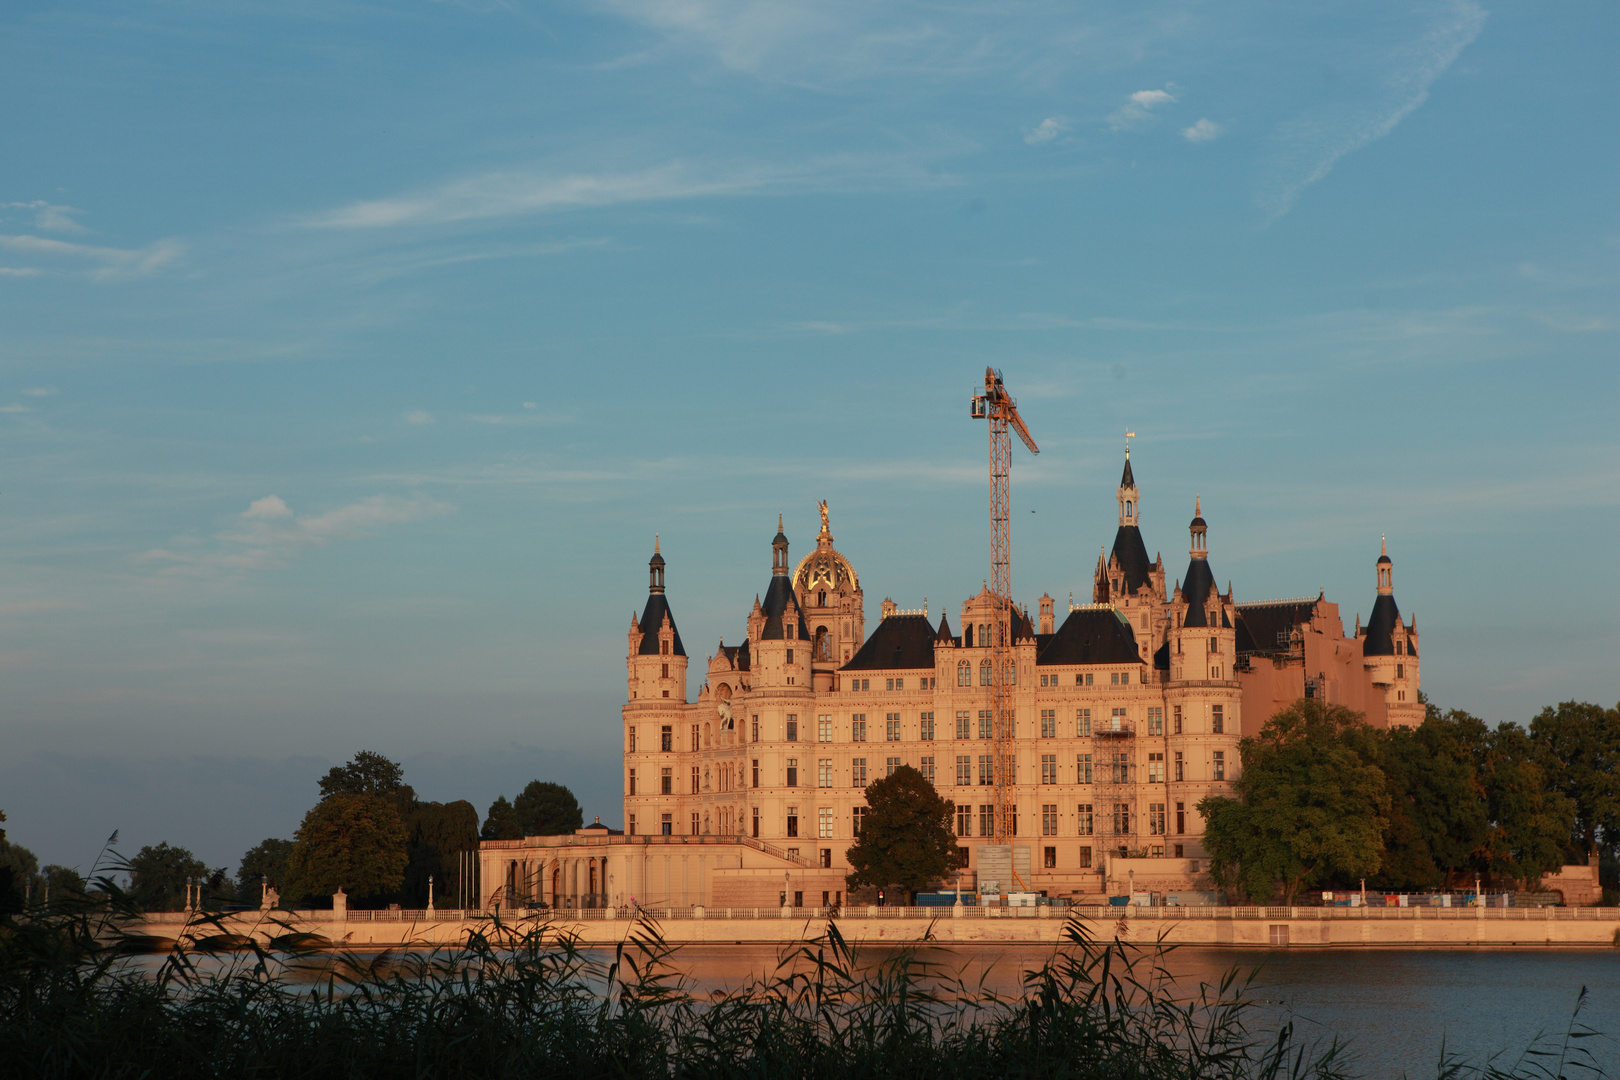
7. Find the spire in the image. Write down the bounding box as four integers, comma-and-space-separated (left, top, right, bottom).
648, 536, 666, 593
815, 499, 833, 546
771, 516, 789, 576
1118, 437, 1139, 526
1188, 495, 1208, 559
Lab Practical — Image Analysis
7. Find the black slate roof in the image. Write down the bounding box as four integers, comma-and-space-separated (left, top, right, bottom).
1362, 594, 1402, 656
843, 614, 938, 670
1110, 524, 1154, 594
636, 593, 686, 656
1180, 557, 1217, 627
760, 575, 811, 641
1036, 607, 1143, 666
718, 640, 751, 671
1121, 456, 1136, 488
1233, 600, 1317, 655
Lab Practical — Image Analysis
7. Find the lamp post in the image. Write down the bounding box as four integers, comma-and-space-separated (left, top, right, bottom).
427, 875, 434, 912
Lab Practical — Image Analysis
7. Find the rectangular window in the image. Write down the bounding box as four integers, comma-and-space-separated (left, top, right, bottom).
853, 806, 867, 835
661, 813, 672, 836
628, 727, 637, 752
920, 713, 935, 741
1041, 803, 1058, 836
895, 677, 903, 690
920, 755, 935, 784
691, 766, 700, 793
852, 758, 867, 786
786, 715, 798, 741
661, 662, 669, 679
886, 714, 901, 740
752, 759, 760, 788
956, 804, 973, 836
751, 716, 759, 742
885, 678, 893, 690
752, 807, 759, 838
660, 768, 673, 795
820, 850, 832, 870
1213, 751, 1225, 781
628, 768, 637, 796
691, 724, 699, 751
1173, 752, 1183, 782
955, 711, 971, 739
1212, 705, 1224, 735
1149, 802, 1166, 836
1044, 845, 1057, 868
691, 812, 700, 835
660, 725, 673, 752
1110, 706, 1127, 732
818, 807, 833, 839
1076, 709, 1092, 737
818, 715, 833, 742
818, 759, 833, 788
1040, 709, 1056, 738
886, 756, 901, 777
1077, 754, 1093, 785
978, 710, 993, 739
1111, 751, 1130, 784
1113, 803, 1131, 836
1110, 671, 1118, 685
628, 813, 636, 836
786, 758, 799, 787
1079, 845, 1092, 868
1173, 706, 1182, 735
1040, 754, 1057, 784
1077, 804, 1093, 835
852, 714, 867, 741
1085, 672, 1094, 686
1147, 707, 1163, 735
955, 755, 972, 785
786, 807, 798, 838
1176, 802, 1185, 835
1397, 663, 1404, 679
1147, 752, 1164, 784
786, 648, 794, 665
978, 755, 994, 785
979, 804, 995, 837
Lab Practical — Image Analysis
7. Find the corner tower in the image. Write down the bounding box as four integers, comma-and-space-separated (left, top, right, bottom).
1357, 537, 1421, 728
627, 537, 687, 701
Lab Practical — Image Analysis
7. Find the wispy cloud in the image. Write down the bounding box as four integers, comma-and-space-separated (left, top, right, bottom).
0, 266, 44, 277
1108, 87, 1177, 129
1259, 0, 1486, 220
138, 493, 452, 575
23, 386, 59, 397
1, 201, 87, 234
1024, 117, 1069, 145
0, 404, 32, 414
0, 234, 183, 280
308, 153, 960, 230
1183, 118, 1222, 143
404, 410, 435, 425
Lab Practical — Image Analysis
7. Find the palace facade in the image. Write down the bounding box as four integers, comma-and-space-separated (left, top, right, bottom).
479, 451, 1421, 911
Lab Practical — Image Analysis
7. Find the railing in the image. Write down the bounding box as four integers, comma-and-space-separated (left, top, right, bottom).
137, 905, 1620, 924
480, 833, 807, 865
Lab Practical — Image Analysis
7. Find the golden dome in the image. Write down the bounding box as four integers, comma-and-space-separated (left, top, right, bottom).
792, 500, 860, 597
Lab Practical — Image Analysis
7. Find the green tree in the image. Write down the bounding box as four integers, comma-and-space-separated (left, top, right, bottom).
235, 838, 295, 905
512, 781, 583, 836
1198, 700, 1390, 904
1529, 700, 1620, 860
481, 795, 522, 841
0, 810, 39, 913
318, 751, 416, 813
844, 765, 957, 903
1373, 715, 1489, 890
128, 842, 221, 912
1477, 723, 1575, 889
403, 800, 479, 906
40, 864, 87, 899
285, 793, 409, 905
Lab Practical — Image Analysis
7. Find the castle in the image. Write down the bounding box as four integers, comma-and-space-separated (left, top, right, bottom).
479, 449, 1421, 910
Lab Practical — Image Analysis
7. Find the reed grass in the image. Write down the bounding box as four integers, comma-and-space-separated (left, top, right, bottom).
1, 865, 1609, 1080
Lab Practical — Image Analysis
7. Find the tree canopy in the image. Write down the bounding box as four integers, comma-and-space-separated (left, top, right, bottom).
1199, 700, 1389, 903
284, 793, 408, 903
235, 837, 294, 905
481, 782, 582, 840
318, 750, 416, 812
1529, 700, 1620, 859
844, 765, 957, 902
404, 800, 479, 906
128, 842, 227, 912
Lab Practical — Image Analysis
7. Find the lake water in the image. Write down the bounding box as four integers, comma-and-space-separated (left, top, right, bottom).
625, 943, 1620, 1079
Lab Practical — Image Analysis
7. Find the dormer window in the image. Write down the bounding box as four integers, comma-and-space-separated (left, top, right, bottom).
661, 640, 670, 656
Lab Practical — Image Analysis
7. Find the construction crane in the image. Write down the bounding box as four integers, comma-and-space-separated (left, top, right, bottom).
970, 368, 1038, 846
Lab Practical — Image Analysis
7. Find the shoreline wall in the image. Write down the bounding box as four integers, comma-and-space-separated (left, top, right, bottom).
138, 905, 1620, 950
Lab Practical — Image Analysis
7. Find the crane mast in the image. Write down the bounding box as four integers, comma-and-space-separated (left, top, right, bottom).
970, 368, 1038, 844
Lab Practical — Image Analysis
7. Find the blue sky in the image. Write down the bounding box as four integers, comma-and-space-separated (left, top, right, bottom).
1, 0, 1615, 874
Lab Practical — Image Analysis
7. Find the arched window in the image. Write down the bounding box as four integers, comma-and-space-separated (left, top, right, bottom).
957, 660, 971, 686
818, 590, 827, 606
979, 659, 992, 686
814, 626, 830, 661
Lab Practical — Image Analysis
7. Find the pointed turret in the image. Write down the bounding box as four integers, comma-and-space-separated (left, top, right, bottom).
760, 518, 810, 640
634, 538, 684, 656
1180, 496, 1217, 627
1105, 443, 1154, 596
1362, 536, 1402, 656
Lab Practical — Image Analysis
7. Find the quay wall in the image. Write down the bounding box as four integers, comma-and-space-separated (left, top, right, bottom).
139, 905, 1620, 950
